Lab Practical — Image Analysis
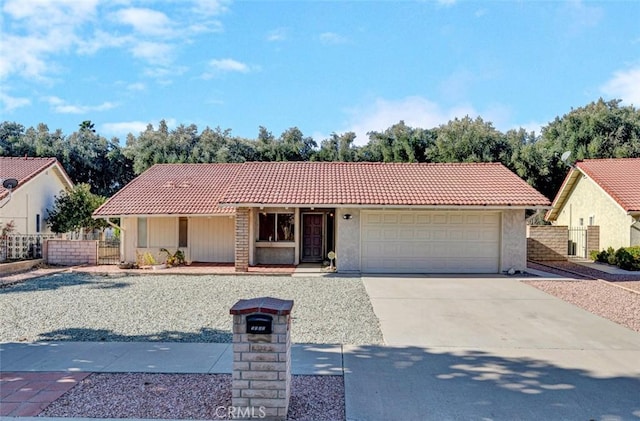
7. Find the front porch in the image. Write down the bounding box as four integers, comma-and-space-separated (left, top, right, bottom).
235, 206, 336, 272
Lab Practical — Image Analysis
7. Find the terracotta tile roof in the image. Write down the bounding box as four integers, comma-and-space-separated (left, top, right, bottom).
221, 162, 550, 207
576, 158, 640, 212
0, 157, 65, 199
93, 163, 242, 216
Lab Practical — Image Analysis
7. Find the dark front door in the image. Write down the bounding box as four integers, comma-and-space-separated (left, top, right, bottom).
302, 214, 323, 262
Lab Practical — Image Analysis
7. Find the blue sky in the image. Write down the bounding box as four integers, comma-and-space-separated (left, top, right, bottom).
1, 0, 639, 146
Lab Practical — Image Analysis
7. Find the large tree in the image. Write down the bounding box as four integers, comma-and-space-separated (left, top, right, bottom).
46, 184, 108, 233
431, 116, 509, 163
533, 98, 640, 199
360, 121, 433, 162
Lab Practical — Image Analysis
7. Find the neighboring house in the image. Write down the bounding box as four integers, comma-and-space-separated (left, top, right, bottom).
546, 158, 640, 249
0, 157, 74, 234
93, 162, 550, 274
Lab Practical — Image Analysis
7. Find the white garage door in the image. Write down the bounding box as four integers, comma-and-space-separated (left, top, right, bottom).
361, 211, 500, 273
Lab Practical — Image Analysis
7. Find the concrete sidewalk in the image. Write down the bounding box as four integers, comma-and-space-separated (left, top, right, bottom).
0, 341, 343, 375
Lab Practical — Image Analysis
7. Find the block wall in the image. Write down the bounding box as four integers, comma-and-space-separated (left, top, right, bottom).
587, 225, 600, 255
47, 240, 97, 266
526, 225, 568, 261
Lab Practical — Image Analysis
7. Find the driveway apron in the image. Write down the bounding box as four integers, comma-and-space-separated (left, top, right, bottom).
344, 275, 640, 420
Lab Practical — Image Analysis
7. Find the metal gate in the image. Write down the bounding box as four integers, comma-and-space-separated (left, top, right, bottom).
98, 240, 120, 264
568, 227, 587, 258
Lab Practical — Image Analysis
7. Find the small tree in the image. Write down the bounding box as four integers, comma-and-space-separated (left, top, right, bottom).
46, 184, 108, 234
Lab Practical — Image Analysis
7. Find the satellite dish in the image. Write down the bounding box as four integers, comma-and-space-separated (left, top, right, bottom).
560, 151, 571, 163
2, 178, 18, 190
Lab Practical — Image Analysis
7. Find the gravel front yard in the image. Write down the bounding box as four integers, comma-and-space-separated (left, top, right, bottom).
524, 279, 640, 333
42, 373, 345, 421
0, 273, 383, 345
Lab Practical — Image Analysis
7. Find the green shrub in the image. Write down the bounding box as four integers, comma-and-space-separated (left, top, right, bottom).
614, 248, 634, 270
628, 246, 640, 260
606, 246, 617, 265
593, 248, 610, 263
589, 250, 600, 261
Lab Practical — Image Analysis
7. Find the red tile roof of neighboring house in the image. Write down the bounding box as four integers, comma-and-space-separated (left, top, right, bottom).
546, 158, 640, 221
93, 163, 243, 216
94, 162, 550, 217
577, 158, 640, 212
0, 157, 71, 200
219, 162, 550, 207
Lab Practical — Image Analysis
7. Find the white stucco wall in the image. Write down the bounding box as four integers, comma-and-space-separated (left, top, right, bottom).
501, 209, 527, 272
554, 175, 633, 249
0, 166, 70, 234
335, 208, 361, 272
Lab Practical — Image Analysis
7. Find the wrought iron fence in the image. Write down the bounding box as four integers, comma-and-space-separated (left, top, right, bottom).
98, 240, 121, 265
568, 227, 587, 258
0, 234, 57, 262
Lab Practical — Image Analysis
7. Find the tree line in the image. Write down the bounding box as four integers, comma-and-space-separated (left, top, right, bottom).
2, 98, 640, 202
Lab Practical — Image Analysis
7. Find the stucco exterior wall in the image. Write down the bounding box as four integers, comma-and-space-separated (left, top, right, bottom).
501, 209, 527, 272
335, 208, 361, 272
553, 175, 633, 249
0, 166, 70, 234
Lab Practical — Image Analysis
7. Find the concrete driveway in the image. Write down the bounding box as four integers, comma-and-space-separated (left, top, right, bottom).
344, 275, 640, 420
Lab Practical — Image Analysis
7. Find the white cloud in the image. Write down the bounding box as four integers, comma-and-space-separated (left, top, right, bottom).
267, 28, 287, 42
344, 96, 477, 145
114, 7, 173, 36
3, 0, 99, 27
131, 41, 174, 65
319, 32, 347, 45
1, 0, 229, 82
0, 0, 99, 80
202, 58, 253, 79
102, 121, 150, 137
44, 96, 117, 114
600, 66, 640, 106
126, 82, 146, 92
210, 58, 250, 72
0, 92, 31, 112
102, 118, 178, 137
190, 0, 229, 16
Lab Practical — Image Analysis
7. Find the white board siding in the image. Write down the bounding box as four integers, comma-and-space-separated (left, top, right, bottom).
361, 211, 500, 273
189, 217, 235, 262
149, 217, 177, 248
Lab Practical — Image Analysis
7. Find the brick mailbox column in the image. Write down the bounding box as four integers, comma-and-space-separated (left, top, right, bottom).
230, 297, 294, 420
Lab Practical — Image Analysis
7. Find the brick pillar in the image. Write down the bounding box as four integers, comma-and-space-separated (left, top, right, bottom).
587, 225, 600, 256
235, 208, 250, 272
230, 297, 294, 420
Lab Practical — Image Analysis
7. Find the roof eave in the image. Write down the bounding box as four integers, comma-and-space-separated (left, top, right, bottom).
93, 212, 235, 219
545, 168, 581, 221
219, 202, 551, 210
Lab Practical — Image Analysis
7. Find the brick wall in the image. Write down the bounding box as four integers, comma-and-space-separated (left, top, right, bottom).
526, 225, 568, 261
235, 208, 249, 272
47, 240, 97, 266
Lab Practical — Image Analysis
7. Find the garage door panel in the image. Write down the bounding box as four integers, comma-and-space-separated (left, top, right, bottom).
362, 211, 500, 273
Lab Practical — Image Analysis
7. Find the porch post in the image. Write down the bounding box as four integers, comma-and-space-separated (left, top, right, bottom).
235, 207, 250, 272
